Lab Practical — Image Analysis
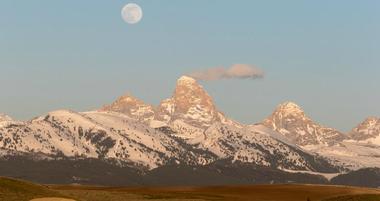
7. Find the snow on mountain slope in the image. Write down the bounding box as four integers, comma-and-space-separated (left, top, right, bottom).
0, 110, 216, 169
248, 124, 299, 148
168, 119, 205, 140
191, 123, 338, 172
304, 142, 380, 170
0, 110, 99, 157
151, 119, 338, 172
261, 102, 347, 146
349, 117, 380, 145
83, 111, 217, 165
302, 117, 380, 170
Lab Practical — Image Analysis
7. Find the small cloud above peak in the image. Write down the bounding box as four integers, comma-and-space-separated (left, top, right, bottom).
187, 64, 264, 81
225, 64, 264, 79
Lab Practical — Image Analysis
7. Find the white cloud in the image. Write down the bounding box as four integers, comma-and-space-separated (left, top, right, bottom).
188, 64, 264, 81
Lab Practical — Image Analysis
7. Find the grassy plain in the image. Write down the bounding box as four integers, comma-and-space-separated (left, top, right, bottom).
0, 177, 379, 201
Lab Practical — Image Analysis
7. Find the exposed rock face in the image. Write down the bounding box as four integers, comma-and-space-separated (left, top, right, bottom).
349, 117, 380, 143
262, 102, 347, 146
100, 76, 237, 129
99, 94, 155, 121
155, 98, 175, 123
156, 76, 223, 128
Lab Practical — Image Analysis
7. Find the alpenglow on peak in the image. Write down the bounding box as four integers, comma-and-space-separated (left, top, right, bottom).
262, 101, 347, 146
276, 102, 304, 114
176, 75, 198, 87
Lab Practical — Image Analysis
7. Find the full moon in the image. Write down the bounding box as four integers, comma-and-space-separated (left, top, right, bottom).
121, 3, 143, 24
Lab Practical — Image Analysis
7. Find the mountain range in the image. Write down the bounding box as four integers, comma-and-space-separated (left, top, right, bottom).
0, 76, 379, 186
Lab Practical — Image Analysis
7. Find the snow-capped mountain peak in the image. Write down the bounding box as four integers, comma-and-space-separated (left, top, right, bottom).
99, 94, 155, 121
176, 75, 198, 86
349, 117, 380, 143
173, 75, 217, 115
156, 76, 222, 128
262, 101, 309, 130
262, 102, 347, 147
276, 102, 305, 117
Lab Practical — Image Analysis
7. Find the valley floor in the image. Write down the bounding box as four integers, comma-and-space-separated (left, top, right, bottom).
1, 177, 380, 201
52, 185, 380, 201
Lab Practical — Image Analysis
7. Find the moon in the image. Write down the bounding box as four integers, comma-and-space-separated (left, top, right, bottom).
121, 3, 143, 24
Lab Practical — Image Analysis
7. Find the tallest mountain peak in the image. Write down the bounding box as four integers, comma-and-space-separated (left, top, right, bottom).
280, 101, 301, 108
176, 75, 198, 87
155, 75, 226, 127
178, 75, 196, 82
276, 101, 304, 115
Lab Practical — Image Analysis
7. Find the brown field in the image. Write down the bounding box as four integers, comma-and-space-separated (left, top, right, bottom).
50, 184, 380, 201
1, 177, 379, 201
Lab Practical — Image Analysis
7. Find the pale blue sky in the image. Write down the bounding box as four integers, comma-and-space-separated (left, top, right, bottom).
0, 0, 379, 131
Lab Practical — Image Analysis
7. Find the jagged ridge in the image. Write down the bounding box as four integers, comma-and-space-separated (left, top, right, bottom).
1, 75, 379, 177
